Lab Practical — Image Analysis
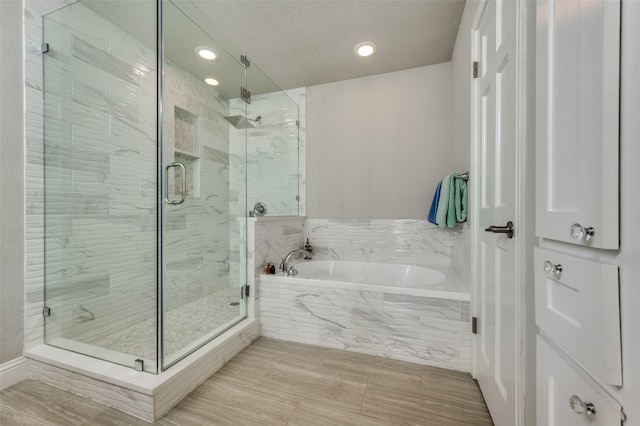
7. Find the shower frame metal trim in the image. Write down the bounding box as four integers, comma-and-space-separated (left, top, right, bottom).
156, 0, 165, 373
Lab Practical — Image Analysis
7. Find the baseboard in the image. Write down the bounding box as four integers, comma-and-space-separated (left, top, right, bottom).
0, 357, 30, 390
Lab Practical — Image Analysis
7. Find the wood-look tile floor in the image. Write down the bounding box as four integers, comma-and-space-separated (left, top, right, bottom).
0, 338, 493, 425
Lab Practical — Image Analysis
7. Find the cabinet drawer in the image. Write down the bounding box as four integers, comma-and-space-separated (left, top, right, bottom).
534, 248, 621, 386
537, 335, 624, 426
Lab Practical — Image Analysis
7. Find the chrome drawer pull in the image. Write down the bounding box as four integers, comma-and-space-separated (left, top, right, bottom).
569, 394, 596, 416
570, 223, 595, 241
543, 260, 562, 276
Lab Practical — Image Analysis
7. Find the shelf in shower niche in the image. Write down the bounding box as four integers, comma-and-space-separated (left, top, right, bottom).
174, 106, 199, 157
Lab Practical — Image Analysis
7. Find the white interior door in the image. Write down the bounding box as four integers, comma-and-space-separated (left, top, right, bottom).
473, 1, 518, 425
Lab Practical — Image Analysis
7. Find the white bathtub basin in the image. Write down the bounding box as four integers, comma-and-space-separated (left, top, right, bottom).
291, 260, 446, 288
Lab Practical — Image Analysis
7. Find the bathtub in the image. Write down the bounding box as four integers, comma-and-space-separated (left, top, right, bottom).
259, 260, 471, 372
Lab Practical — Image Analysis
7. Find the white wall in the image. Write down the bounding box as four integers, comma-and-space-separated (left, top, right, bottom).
306, 63, 454, 219
0, 0, 25, 365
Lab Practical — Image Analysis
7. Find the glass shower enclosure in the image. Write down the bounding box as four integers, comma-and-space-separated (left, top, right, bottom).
40, 0, 297, 373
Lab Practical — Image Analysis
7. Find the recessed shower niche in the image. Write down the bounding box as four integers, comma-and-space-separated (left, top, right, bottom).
173, 106, 200, 199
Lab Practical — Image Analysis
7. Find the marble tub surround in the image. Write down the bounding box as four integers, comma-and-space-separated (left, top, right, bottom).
253, 217, 306, 275
259, 275, 471, 372
257, 219, 472, 372
304, 219, 470, 269
250, 217, 305, 306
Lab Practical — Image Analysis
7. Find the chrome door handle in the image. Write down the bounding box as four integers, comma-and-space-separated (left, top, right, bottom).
164, 162, 186, 205
485, 221, 514, 238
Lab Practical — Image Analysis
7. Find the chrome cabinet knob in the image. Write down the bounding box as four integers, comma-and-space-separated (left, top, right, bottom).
543, 260, 562, 276
569, 394, 596, 416
570, 223, 595, 241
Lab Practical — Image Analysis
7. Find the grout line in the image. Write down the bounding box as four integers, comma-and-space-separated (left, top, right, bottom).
359, 375, 370, 414
285, 400, 303, 425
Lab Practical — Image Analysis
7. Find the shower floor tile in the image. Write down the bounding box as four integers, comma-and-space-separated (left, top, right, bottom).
0, 337, 494, 425
88, 286, 243, 362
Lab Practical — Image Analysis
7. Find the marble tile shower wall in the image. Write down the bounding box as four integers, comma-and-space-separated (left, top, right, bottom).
162, 59, 232, 313
24, 1, 234, 349
230, 88, 306, 217
304, 219, 470, 271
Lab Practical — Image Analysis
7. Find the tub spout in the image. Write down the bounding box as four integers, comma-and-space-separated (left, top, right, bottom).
282, 248, 312, 275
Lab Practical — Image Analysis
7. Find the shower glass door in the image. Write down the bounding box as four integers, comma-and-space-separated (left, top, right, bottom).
161, 1, 248, 368
42, 0, 159, 372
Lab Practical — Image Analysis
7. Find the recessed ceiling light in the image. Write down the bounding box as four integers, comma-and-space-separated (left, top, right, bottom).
196, 46, 217, 61
354, 41, 377, 58
204, 77, 219, 86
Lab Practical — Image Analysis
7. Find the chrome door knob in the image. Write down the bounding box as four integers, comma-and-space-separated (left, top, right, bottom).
570, 223, 595, 241
484, 221, 514, 238
569, 394, 596, 416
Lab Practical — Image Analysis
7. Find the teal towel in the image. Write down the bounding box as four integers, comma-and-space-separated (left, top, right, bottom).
435, 173, 468, 228
436, 172, 457, 227
454, 178, 468, 223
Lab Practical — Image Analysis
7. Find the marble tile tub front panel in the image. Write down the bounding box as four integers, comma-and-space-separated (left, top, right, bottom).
259, 279, 471, 372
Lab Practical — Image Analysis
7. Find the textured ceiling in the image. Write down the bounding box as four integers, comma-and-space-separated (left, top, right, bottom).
80, 0, 465, 95
192, 0, 466, 90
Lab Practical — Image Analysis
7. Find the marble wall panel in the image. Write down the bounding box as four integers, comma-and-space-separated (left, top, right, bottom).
304, 219, 465, 266
253, 218, 305, 276
302, 219, 471, 294
229, 88, 305, 219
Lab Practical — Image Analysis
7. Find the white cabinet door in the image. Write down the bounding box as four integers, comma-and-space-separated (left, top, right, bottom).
534, 248, 621, 386
537, 336, 624, 426
535, 0, 620, 249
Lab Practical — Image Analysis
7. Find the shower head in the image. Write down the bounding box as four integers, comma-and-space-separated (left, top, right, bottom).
223, 115, 262, 129
223, 115, 254, 129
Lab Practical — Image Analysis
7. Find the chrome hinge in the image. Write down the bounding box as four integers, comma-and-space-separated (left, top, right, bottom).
134, 359, 144, 371
295, 120, 300, 127
473, 61, 479, 78
241, 87, 251, 104
295, 195, 300, 201
240, 55, 250, 69
472, 316, 478, 334
41, 43, 49, 54
43, 306, 51, 317
241, 285, 250, 299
